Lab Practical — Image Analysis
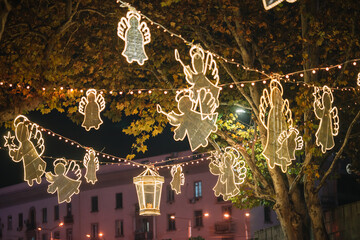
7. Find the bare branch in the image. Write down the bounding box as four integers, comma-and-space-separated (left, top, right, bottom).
315, 108, 360, 193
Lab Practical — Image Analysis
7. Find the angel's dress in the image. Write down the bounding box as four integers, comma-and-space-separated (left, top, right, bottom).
11, 140, 46, 186
170, 169, 182, 194
188, 73, 221, 115
314, 96, 334, 152
262, 90, 290, 172
85, 160, 98, 184
82, 100, 103, 131
168, 108, 217, 151
123, 17, 148, 65
48, 175, 81, 203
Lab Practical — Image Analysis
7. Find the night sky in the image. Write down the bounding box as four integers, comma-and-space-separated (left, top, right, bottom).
0, 110, 190, 188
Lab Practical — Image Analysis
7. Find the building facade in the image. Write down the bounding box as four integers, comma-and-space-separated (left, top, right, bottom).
0, 151, 278, 240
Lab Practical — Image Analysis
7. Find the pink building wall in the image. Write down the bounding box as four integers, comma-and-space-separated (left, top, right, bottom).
0, 151, 279, 240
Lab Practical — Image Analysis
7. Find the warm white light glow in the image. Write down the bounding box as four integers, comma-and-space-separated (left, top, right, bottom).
313, 86, 339, 153
224, 213, 230, 218
259, 79, 303, 173
170, 215, 175, 219
133, 168, 164, 216
204, 212, 209, 217
46, 159, 82, 203
78, 89, 105, 131
117, 10, 151, 65
245, 212, 250, 217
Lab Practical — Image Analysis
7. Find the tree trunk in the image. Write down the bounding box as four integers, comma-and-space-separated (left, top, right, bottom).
304, 175, 330, 240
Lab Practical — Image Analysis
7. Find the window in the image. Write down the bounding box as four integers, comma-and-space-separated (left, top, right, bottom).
167, 214, 176, 231
54, 205, 59, 220
194, 181, 202, 198
42, 208, 47, 223
194, 210, 203, 227
116, 193, 123, 209
264, 206, 272, 223
41, 233, 48, 240
66, 203, 72, 216
66, 228, 73, 240
91, 196, 98, 212
91, 223, 99, 238
53, 231, 60, 240
18, 213, 23, 230
7, 215, 12, 230
217, 196, 225, 203
115, 220, 124, 237
167, 185, 175, 203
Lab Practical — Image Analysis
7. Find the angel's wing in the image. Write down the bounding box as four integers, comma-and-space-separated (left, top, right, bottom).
67, 161, 82, 180
204, 52, 219, 85
117, 17, 129, 41
78, 97, 88, 115
282, 99, 293, 127
96, 94, 106, 112
29, 123, 45, 156
139, 22, 151, 45
259, 89, 271, 128
331, 107, 339, 136
83, 152, 90, 168
94, 156, 99, 171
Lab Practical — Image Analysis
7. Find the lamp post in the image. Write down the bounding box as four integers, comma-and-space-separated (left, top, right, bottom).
38, 222, 64, 240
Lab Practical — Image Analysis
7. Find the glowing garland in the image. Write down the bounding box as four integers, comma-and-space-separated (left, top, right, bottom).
1, 58, 360, 96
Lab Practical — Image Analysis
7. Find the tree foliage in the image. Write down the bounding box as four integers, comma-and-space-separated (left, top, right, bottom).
1, 0, 360, 239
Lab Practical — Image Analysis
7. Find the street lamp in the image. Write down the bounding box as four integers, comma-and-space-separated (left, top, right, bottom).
37, 222, 64, 240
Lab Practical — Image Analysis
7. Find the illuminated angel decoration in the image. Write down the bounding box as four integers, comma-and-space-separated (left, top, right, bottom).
209, 147, 247, 201
259, 79, 303, 173
79, 89, 105, 131
3, 115, 46, 186
175, 45, 221, 119
262, 0, 297, 10
46, 159, 82, 203
313, 86, 339, 153
170, 165, 185, 194
83, 148, 99, 184
117, 10, 151, 65
157, 89, 218, 151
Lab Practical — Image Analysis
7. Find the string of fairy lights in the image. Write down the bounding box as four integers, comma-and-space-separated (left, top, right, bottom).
1, 58, 360, 96
17, 121, 214, 170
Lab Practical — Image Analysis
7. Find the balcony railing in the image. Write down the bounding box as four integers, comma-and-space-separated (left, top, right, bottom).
214, 221, 236, 234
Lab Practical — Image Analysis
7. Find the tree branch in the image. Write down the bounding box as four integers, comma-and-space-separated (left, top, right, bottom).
315, 108, 360, 193
0, 0, 11, 42
289, 151, 312, 194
